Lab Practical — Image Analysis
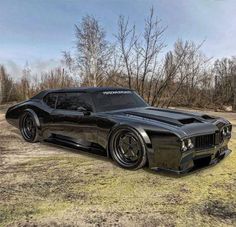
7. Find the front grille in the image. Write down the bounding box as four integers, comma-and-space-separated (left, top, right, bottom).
195, 134, 215, 149
215, 131, 223, 145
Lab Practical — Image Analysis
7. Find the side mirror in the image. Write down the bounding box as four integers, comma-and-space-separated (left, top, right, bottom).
77, 106, 91, 115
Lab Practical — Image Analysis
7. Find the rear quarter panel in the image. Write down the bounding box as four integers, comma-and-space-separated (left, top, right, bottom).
6, 100, 51, 130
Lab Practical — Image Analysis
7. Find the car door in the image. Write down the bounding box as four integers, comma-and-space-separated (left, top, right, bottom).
40, 92, 59, 138
50, 92, 98, 147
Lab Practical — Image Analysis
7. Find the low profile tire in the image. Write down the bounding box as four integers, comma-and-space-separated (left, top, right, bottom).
20, 111, 39, 143
109, 127, 147, 169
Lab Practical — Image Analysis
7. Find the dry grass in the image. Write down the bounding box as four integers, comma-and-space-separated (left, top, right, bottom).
0, 106, 235, 227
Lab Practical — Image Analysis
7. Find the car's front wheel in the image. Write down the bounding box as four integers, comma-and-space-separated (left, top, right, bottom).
20, 111, 39, 143
109, 127, 147, 169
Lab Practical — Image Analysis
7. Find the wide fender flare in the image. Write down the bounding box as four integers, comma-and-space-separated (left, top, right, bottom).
23, 109, 41, 129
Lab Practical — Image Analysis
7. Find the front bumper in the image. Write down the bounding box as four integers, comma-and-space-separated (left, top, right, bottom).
150, 138, 232, 174
176, 147, 231, 174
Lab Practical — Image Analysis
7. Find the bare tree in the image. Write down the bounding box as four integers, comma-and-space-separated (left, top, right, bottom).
0, 66, 3, 104
38, 68, 78, 90
75, 15, 113, 87
233, 64, 236, 112
116, 16, 137, 88
0, 65, 14, 103
149, 40, 188, 106
116, 7, 166, 94
21, 62, 31, 100
0, 66, 4, 104
139, 7, 166, 97
160, 40, 210, 108
213, 57, 236, 106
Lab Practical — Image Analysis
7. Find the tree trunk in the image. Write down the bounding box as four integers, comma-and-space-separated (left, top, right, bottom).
233, 66, 236, 112
0, 72, 2, 104
214, 75, 218, 112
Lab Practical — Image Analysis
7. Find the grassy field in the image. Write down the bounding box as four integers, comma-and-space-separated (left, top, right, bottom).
0, 105, 235, 226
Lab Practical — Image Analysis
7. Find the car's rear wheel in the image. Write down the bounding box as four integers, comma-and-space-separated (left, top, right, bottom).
109, 127, 147, 169
20, 111, 39, 143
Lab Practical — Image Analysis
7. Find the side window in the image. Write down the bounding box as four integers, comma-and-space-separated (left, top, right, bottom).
43, 93, 58, 108
56, 93, 93, 111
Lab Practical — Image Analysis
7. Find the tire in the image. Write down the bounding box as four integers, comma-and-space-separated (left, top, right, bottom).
109, 127, 147, 170
20, 111, 39, 143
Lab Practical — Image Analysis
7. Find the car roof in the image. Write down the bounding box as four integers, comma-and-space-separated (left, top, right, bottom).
31, 87, 133, 99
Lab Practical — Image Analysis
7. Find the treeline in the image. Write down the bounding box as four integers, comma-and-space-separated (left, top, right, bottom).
0, 8, 236, 110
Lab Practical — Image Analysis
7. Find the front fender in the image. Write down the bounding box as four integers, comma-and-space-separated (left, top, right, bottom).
106, 123, 152, 162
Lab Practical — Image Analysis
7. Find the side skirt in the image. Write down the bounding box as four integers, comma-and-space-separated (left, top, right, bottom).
45, 134, 107, 156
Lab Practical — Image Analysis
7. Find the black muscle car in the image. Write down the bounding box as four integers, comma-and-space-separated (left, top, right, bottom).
6, 87, 232, 173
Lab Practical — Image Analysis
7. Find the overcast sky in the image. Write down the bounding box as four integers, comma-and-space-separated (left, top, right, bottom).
0, 0, 236, 77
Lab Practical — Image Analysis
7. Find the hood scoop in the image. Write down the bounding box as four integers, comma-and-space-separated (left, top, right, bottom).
147, 107, 215, 121
179, 118, 201, 124
201, 114, 215, 120
125, 111, 201, 127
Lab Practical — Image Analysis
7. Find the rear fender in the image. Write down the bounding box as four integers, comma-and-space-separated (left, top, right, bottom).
24, 109, 41, 129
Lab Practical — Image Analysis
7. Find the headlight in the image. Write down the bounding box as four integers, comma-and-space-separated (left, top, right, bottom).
187, 138, 194, 149
222, 127, 227, 137
181, 140, 188, 152
226, 126, 231, 135
222, 126, 231, 137
181, 138, 194, 152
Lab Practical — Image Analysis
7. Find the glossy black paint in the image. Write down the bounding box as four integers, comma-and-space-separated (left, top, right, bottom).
6, 87, 232, 173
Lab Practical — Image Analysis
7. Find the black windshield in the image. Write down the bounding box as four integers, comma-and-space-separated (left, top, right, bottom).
92, 90, 148, 112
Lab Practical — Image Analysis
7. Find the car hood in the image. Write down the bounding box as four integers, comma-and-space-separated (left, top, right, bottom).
106, 107, 229, 138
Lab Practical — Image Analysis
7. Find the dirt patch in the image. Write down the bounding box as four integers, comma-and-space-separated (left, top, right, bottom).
202, 200, 236, 222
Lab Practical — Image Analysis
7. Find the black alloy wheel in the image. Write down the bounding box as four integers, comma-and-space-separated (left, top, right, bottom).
20, 112, 38, 142
110, 128, 147, 169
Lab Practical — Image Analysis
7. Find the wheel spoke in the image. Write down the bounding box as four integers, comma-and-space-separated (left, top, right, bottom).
115, 131, 142, 164
120, 139, 130, 147
22, 114, 36, 140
